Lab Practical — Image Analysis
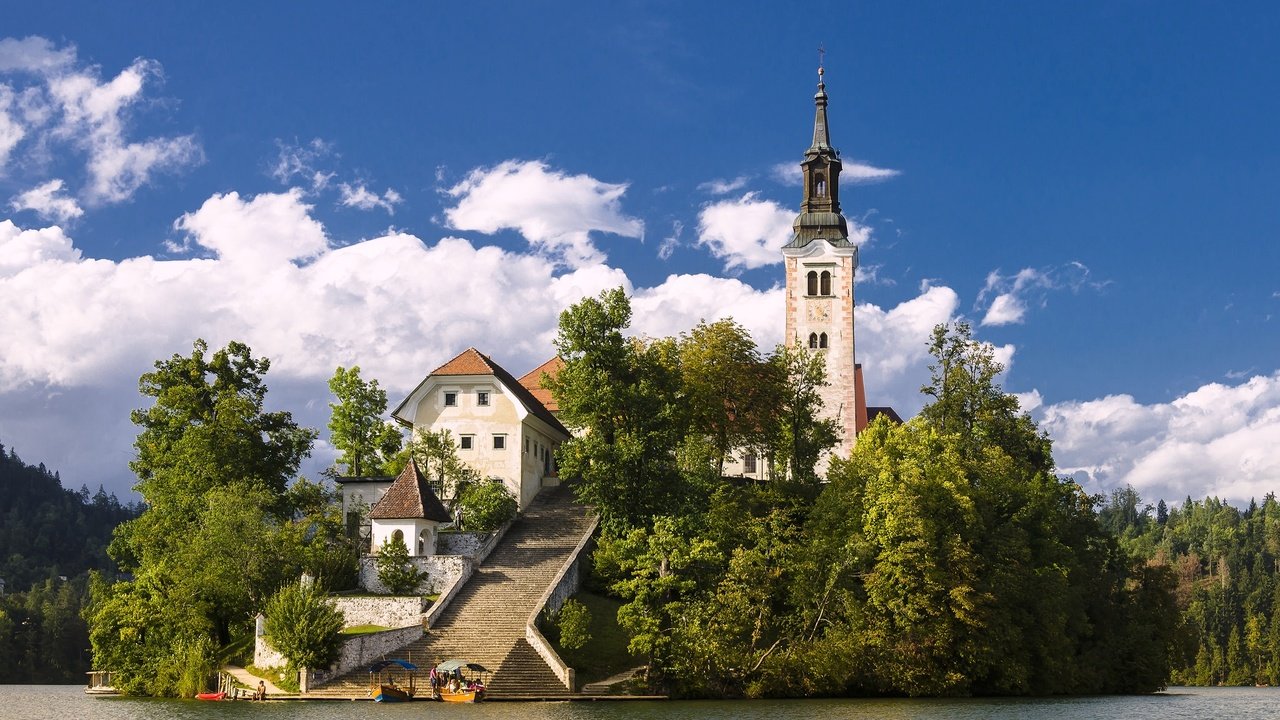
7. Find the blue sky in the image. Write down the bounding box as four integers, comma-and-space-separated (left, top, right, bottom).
1, 2, 1278, 504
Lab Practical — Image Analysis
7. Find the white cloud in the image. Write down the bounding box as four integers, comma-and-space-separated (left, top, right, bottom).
271, 138, 335, 191
9, 178, 82, 222
843, 162, 902, 184
338, 183, 402, 214
444, 159, 644, 268
0, 191, 969, 497
697, 176, 750, 195
0, 36, 75, 74
1039, 372, 1280, 505
979, 262, 1103, 326
695, 192, 792, 271
771, 160, 900, 186
0, 37, 201, 206
658, 220, 682, 260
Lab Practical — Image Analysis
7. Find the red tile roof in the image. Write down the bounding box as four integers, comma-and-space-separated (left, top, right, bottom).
430, 347, 495, 376
518, 356, 564, 413
368, 459, 453, 522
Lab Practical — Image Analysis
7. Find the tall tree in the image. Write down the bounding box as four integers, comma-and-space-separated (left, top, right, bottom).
327, 365, 402, 477
90, 339, 321, 696
547, 288, 690, 530
679, 319, 769, 476
768, 342, 838, 487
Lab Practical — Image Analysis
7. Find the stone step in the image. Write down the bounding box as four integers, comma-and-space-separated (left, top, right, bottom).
309, 484, 596, 699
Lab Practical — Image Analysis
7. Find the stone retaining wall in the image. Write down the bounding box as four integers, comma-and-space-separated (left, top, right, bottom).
330, 595, 428, 629
358, 554, 467, 595
307, 625, 424, 690
525, 514, 600, 692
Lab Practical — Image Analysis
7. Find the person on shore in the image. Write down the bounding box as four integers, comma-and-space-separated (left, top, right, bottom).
255, 680, 266, 701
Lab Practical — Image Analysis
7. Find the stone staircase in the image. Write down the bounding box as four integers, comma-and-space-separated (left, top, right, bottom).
306, 484, 595, 699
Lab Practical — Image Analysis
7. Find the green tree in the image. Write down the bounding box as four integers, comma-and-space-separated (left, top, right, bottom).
398, 428, 480, 500
555, 599, 592, 651
768, 343, 838, 487
547, 288, 691, 530
88, 340, 321, 695
263, 581, 345, 671
327, 366, 402, 477
375, 534, 424, 595
679, 319, 769, 476
458, 480, 517, 532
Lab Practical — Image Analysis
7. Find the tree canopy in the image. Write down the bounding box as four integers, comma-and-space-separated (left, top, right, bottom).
327, 365, 402, 477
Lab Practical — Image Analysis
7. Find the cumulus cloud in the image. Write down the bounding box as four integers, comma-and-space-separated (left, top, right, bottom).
0, 189, 968, 497
979, 262, 1103, 326
1039, 373, 1280, 505
0, 36, 201, 206
338, 183, 402, 214
9, 178, 82, 222
697, 176, 750, 195
443, 159, 644, 267
771, 160, 900, 186
695, 192, 793, 271
854, 285, 962, 416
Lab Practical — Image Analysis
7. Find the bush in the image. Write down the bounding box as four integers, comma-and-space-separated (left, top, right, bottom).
556, 599, 592, 651
263, 581, 345, 670
375, 534, 425, 594
459, 480, 518, 532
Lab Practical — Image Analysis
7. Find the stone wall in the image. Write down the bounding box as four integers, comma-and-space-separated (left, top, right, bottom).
358, 554, 468, 595
330, 595, 428, 629
307, 625, 424, 690
525, 514, 600, 692
437, 531, 486, 558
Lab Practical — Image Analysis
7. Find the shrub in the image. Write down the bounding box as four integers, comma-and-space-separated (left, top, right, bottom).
375, 534, 425, 594
556, 599, 592, 651
263, 581, 345, 670
460, 480, 518, 532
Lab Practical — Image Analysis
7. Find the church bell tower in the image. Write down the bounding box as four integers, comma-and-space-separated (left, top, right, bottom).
782, 65, 864, 462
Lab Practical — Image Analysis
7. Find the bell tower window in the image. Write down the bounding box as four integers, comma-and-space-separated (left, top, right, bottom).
808, 333, 819, 349
819, 332, 829, 349
806, 271, 818, 296
820, 271, 832, 296
815, 173, 826, 197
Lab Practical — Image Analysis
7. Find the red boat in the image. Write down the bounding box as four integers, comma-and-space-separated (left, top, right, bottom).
196, 691, 227, 701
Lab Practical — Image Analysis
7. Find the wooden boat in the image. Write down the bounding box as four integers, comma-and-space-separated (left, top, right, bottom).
85, 670, 118, 696
369, 659, 419, 702
433, 659, 489, 703
195, 691, 227, 701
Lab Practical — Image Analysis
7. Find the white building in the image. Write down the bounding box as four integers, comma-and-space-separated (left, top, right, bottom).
391, 348, 570, 510
367, 459, 453, 557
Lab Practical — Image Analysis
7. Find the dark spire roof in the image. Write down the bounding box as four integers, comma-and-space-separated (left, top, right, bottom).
811, 67, 831, 151
368, 459, 452, 522
786, 64, 852, 250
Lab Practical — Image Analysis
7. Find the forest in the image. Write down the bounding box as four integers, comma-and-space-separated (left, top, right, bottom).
0, 443, 137, 682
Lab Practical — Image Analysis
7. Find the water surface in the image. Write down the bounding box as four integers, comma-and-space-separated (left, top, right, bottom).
8, 685, 1277, 720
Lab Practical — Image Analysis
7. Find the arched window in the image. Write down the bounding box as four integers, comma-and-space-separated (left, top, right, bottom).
819, 333, 829, 349
391, 529, 404, 545
815, 174, 826, 197
820, 270, 832, 296
808, 333, 819, 349
417, 529, 429, 556
806, 270, 818, 296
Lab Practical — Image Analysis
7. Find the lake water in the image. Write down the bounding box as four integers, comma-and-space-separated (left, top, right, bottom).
6, 685, 1277, 720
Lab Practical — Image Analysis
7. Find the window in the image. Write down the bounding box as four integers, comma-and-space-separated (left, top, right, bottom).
493, 435, 506, 450
820, 270, 832, 296
392, 529, 404, 544
809, 333, 819, 349
477, 391, 490, 406
460, 434, 474, 450
444, 391, 457, 407
806, 270, 818, 296
819, 333, 829, 349
815, 174, 826, 197
744, 452, 757, 474
417, 530, 427, 556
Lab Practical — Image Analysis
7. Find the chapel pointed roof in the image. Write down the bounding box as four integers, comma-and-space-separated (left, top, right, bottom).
368, 459, 452, 522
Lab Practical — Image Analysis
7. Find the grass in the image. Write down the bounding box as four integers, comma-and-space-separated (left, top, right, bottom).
545, 590, 642, 686
341, 624, 391, 635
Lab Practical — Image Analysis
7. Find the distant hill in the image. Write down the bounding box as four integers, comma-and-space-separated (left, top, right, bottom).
0, 439, 139, 592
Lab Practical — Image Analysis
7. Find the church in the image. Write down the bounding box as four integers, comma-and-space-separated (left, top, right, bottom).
339, 67, 895, 557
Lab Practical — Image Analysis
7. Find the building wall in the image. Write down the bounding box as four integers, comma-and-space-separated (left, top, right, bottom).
783, 240, 860, 465
370, 518, 440, 557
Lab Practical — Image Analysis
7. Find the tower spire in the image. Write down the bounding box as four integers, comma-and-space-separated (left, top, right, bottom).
813, 47, 830, 149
